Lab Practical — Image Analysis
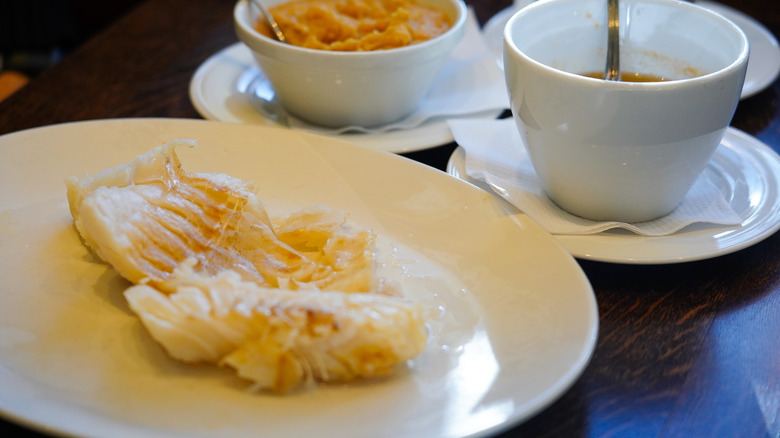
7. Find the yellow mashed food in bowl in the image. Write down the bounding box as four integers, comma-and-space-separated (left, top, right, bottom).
255, 0, 453, 51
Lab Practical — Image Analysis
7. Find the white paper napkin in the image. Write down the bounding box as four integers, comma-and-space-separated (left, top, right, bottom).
448, 118, 744, 236
280, 8, 509, 134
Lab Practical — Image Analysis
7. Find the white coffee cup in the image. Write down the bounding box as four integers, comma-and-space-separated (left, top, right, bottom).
503, 0, 749, 223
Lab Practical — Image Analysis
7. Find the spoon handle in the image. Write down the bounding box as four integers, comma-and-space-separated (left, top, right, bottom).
252, 0, 287, 43
605, 0, 620, 81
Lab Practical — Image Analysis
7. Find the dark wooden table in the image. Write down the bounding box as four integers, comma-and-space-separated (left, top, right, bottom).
1, 0, 778, 436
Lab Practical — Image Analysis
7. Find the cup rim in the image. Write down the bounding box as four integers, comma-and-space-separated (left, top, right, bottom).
503, 0, 749, 88
234, 0, 468, 60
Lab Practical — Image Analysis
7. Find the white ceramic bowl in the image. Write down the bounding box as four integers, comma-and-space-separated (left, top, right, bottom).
234, 0, 467, 128
504, 0, 748, 223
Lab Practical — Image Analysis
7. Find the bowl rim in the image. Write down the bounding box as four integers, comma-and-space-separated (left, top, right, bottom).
233, 0, 468, 59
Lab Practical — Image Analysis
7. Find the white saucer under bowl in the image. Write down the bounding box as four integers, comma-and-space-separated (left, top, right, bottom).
448, 127, 780, 264
189, 43, 503, 153
483, 0, 780, 99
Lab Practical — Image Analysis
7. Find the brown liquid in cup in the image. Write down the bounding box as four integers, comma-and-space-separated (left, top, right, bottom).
580, 71, 667, 82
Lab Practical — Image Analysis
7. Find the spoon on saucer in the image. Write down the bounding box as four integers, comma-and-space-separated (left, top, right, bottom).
604, 0, 620, 81
245, 73, 290, 126
251, 0, 288, 44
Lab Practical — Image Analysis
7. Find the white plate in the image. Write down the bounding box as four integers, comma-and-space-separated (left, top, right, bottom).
483, 0, 780, 99
189, 43, 502, 153
448, 127, 780, 264
0, 119, 597, 438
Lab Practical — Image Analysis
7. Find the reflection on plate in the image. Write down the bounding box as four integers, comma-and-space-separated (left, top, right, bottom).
448, 127, 780, 264
483, 0, 780, 99
189, 43, 502, 153
0, 119, 597, 438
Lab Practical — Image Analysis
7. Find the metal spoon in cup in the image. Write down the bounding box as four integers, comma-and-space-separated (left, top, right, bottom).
604, 0, 620, 80
250, 0, 287, 43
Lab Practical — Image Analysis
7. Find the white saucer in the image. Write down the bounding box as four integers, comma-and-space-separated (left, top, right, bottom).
189, 43, 502, 153
483, 0, 780, 99
447, 127, 780, 264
